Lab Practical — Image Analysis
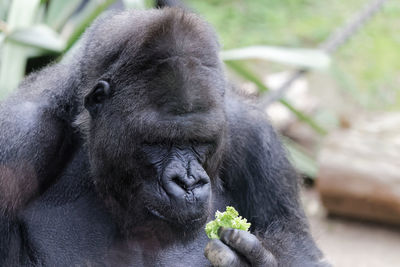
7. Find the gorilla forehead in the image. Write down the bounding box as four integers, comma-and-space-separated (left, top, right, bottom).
81, 8, 221, 83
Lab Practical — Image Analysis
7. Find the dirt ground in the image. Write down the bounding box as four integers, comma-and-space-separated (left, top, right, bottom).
303, 189, 400, 267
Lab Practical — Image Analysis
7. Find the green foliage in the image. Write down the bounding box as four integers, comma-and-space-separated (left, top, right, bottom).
45, 0, 82, 31
0, 0, 118, 98
0, 0, 41, 98
205, 206, 251, 239
186, 0, 400, 109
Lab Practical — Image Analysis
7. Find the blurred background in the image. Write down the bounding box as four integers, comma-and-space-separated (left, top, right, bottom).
0, 0, 399, 266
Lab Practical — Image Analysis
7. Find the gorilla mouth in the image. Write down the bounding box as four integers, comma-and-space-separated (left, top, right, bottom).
145, 204, 206, 226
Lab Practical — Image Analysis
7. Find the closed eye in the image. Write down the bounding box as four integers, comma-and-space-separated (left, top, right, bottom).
192, 143, 215, 163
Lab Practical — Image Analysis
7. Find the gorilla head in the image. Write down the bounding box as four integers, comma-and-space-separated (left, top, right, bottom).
76, 8, 226, 233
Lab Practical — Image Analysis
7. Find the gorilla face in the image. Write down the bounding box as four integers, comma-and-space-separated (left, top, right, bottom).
80, 9, 226, 231
84, 81, 225, 229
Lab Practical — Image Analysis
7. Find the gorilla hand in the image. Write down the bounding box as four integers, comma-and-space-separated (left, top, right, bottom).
205, 228, 277, 267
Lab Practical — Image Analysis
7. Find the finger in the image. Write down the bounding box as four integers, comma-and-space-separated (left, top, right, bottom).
219, 227, 277, 267
204, 239, 250, 267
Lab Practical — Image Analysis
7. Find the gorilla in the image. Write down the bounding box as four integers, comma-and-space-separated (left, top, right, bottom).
0, 7, 327, 267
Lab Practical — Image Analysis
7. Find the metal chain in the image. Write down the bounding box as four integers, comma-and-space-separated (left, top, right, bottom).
261, 0, 389, 107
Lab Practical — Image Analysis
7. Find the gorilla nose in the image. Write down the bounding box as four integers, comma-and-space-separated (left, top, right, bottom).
161, 164, 210, 201
171, 174, 207, 192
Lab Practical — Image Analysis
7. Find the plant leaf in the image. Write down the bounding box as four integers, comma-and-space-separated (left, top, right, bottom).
0, 0, 41, 98
0, 0, 11, 21
8, 25, 65, 52
221, 46, 331, 69
45, 0, 82, 31
5, 0, 40, 30
122, 0, 146, 9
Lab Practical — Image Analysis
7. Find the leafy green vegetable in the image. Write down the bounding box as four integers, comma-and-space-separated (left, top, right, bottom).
205, 206, 251, 239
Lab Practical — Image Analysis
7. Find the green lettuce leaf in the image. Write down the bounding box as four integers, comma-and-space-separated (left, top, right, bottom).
205, 206, 251, 239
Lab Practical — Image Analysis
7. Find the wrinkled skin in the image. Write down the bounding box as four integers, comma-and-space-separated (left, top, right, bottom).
0, 7, 328, 267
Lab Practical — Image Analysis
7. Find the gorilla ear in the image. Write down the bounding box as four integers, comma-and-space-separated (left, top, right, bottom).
84, 80, 111, 117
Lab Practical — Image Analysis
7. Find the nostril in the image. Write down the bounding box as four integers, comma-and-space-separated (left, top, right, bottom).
172, 175, 187, 190
191, 177, 208, 189
199, 179, 207, 186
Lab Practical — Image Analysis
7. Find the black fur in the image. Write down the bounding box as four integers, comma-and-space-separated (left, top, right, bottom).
0, 8, 327, 266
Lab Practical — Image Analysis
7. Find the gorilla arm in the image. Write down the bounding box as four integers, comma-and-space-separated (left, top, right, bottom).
0, 62, 80, 263
205, 94, 328, 267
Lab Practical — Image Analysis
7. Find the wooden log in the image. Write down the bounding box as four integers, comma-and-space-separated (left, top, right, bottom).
317, 113, 400, 225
